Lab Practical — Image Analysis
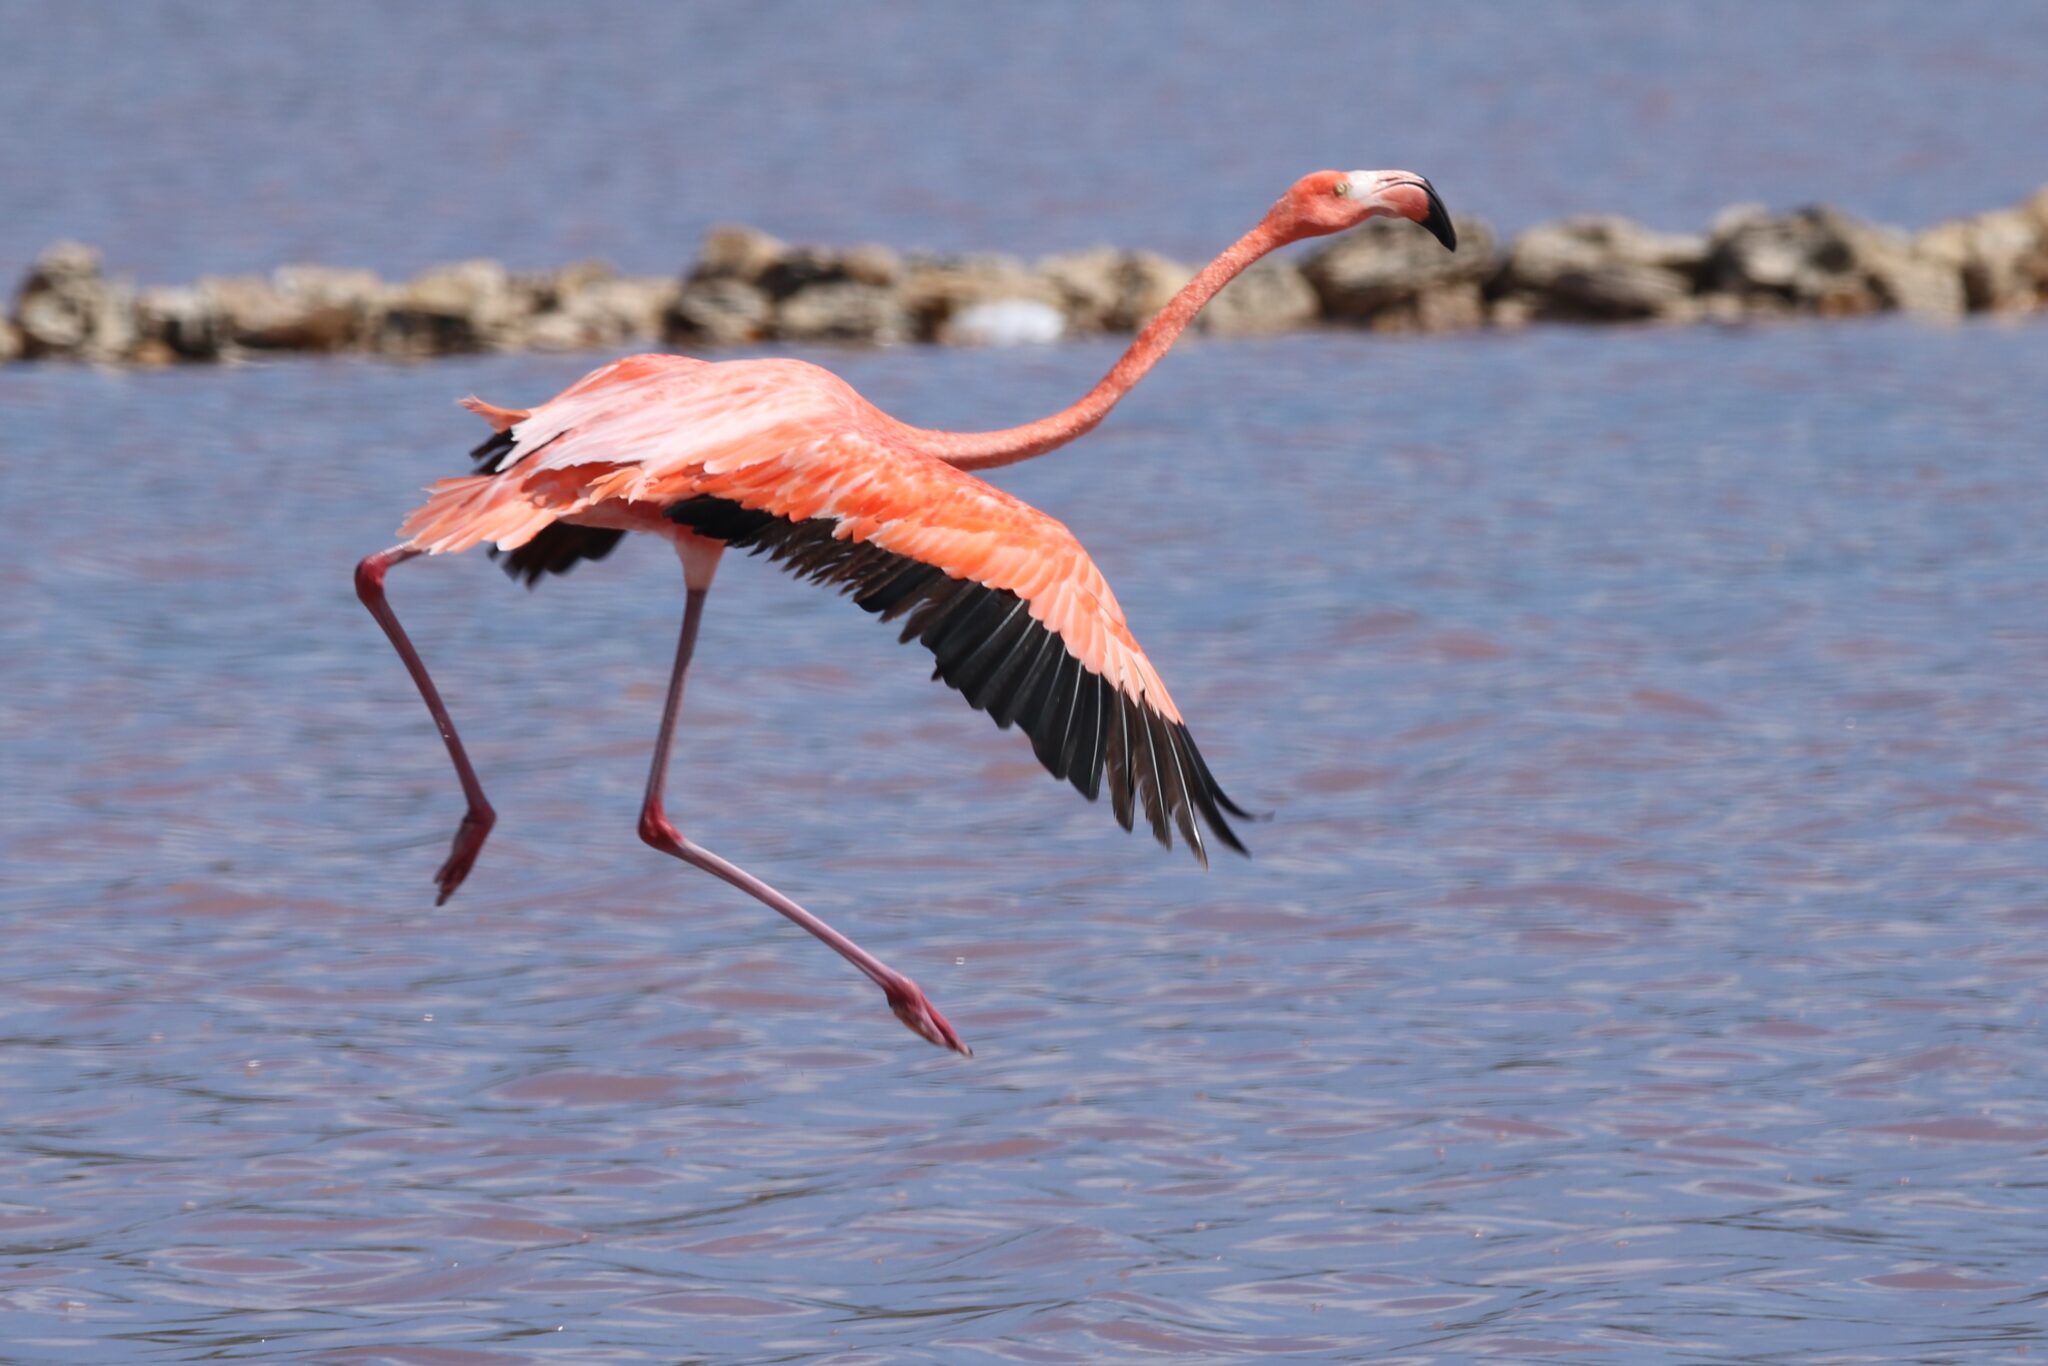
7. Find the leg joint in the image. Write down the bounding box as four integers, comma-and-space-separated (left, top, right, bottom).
354, 553, 389, 605
356, 545, 422, 607
637, 806, 683, 853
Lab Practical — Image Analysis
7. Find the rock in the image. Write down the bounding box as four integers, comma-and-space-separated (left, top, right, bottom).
1696, 292, 1749, 325
212, 274, 334, 349
691, 224, 788, 285
1917, 207, 2045, 312
524, 312, 596, 352
510, 259, 615, 319
204, 275, 301, 346
939, 299, 1066, 346
1036, 247, 1121, 331
139, 266, 383, 358
665, 277, 772, 345
382, 259, 523, 354
1114, 252, 1196, 329
12, 240, 139, 361
140, 284, 236, 358
776, 281, 911, 344
840, 244, 903, 288
1408, 284, 1490, 333
2021, 189, 2048, 300
757, 246, 857, 302
553, 258, 621, 297
1505, 215, 1704, 278
740, 240, 901, 301
1705, 205, 1964, 319
1487, 294, 1535, 329
16, 240, 103, 296
538, 275, 676, 349
10, 190, 2036, 368
1545, 260, 1694, 320
1039, 247, 1194, 332
1866, 249, 1964, 319
899, 252, 1062, 340
129, 337, 179, 367
271, 265, 384, 349
690, 229, 904, 311
1303, 215, 1495, 329
136, 285, 218, 359
1494, 216, 1705, 321
1203, 259, 1319, 335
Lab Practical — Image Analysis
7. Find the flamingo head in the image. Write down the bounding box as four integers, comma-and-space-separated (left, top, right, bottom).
1269, 169, 1456, 250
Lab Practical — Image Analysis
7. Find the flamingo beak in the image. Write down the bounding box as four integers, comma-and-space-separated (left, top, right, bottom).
1406, 179, 1457, 252
1351, 171, 1458, 252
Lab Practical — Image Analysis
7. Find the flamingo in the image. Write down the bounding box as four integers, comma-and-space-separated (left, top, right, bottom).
357, 169, 1454, 1055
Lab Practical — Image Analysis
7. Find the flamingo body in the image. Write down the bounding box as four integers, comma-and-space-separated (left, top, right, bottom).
400, 354, 1240, 857
358, 168, 1455, 1052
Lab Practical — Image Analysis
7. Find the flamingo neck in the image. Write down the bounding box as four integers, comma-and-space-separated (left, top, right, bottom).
912, 221, 1288, 471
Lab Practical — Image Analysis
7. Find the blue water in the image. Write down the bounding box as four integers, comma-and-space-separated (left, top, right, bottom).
5, 4, 2048, 1363
5, 0, 2048, 281
5, 320, 2047, 1362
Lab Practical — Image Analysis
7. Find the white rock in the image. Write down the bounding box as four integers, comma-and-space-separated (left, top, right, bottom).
939, 299, 1066, 346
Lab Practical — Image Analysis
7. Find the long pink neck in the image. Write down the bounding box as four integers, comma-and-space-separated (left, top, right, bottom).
907, 220, 1288, 471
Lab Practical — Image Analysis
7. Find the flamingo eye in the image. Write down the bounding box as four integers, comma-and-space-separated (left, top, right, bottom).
1333, 181, 1351, 197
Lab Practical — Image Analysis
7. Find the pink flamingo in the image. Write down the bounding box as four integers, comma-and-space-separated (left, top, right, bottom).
357, 169, 1454, 1054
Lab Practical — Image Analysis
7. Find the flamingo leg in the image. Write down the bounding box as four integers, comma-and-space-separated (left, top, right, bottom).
637, 585, 970, 1056
355, 546, 496, 905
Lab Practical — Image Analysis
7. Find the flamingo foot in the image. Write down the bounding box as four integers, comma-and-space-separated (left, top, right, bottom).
434, 805, 495, 906
884, 976, 971, 1056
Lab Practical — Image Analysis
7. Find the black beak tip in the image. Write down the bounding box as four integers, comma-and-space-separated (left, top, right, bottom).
1419, 181, 1456, 252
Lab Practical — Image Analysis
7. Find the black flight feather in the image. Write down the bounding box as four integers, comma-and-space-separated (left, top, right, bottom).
664, 495, 1245, 860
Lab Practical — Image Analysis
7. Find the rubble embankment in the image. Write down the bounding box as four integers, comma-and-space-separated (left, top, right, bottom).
6, 191, 2046, 366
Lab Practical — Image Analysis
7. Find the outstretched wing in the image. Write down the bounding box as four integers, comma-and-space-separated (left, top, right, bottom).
405, 353, 1250, 862
669, 488, 1248, 866
466, 426, 626, 585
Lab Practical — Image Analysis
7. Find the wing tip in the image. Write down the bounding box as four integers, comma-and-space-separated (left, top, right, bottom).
1164, 719, 1250, 863
459, 394, 529, 432
667, 497, 1257, 863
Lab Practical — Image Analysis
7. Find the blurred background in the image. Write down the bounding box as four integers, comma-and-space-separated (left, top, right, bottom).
7, 0, 2048, 277
3, 3, 2046, 1362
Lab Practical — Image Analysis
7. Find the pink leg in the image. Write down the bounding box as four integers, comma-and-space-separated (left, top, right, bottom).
638, 586, 970, 1056
355, 546, 496, 905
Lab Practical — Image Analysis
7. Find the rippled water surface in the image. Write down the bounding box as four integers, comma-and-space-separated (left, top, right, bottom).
5, 321, 2047, 1362
7, 4, 2048, 1363
6, 0, 2048, 279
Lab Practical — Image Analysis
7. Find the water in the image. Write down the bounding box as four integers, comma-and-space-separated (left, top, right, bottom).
4, 319, 2046, 1361
5, 4, 2048, 1362
6, 1, 2048, 282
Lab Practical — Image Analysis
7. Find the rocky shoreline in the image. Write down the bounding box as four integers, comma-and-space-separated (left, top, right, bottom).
7, 189, 2046, 366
